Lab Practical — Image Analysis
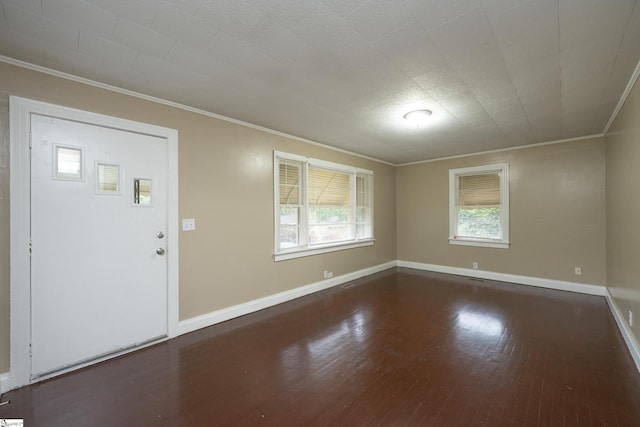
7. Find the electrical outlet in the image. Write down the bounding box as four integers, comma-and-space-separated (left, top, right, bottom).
323, 270, 333, 279
472, 262, 478, 270
574, 267, 582, 275
629, 310, 634, 327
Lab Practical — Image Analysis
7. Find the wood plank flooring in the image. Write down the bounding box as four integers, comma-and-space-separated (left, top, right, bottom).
2, 268, 640, 426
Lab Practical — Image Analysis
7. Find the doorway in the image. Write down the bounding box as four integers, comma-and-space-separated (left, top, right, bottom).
9, 97, 179, 388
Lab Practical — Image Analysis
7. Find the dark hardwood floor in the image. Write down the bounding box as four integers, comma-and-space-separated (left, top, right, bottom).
2, 268, 640, 426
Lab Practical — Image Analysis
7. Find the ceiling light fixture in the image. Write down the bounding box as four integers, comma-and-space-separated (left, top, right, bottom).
403, 109, 432, 126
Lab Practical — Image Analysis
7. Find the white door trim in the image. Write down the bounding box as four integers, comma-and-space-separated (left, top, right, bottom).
9, 96, 179, 390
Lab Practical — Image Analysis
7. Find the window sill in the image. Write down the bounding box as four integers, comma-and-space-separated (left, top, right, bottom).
274, 239, 375, 262
448, 238, 509, 249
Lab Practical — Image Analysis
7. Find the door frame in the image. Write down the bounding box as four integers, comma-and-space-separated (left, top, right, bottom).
9, 96, 179, 389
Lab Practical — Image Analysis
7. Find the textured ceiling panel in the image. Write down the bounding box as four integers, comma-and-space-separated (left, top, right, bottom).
1, 0, 639, 164
43, 0, 117, 38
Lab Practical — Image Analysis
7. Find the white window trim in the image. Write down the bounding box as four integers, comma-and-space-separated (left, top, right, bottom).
448, 163, 510, 249
274, 151, 374, 261
274, 240, 375, 262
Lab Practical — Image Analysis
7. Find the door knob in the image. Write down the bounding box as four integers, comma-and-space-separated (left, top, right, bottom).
156, 231, 165, 239
156, 248, 165, 255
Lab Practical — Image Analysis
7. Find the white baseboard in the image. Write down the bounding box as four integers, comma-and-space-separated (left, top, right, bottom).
177, 261, 398, 336
604, 289, 640, 372
179, 260, 606, 337
0, 372, 10, 394
399, 261, 640, 371
397, 260, 606, 296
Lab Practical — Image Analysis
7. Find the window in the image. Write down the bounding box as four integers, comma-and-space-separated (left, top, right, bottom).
96, 163, 120, 194
133, 178, 152, 205
54, 145, 83, 180
274, 151, 374, 261
449, 163, 509, 248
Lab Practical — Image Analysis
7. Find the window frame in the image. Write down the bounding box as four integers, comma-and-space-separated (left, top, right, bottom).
95, 162, 121, 195
449, 163, 509, 249
274, 151, 374, 262
53, 144, 84, 181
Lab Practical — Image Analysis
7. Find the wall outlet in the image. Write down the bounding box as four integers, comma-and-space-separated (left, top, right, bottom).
629, 310, 634, 327
472, 262, 478, 270
574, 267, 582, 275
324, 270, 333, 279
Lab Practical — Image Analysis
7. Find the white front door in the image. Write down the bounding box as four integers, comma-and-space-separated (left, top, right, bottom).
30, 113, 169, 379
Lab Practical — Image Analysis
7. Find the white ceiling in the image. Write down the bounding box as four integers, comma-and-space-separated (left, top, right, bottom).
1, 0, 639, 164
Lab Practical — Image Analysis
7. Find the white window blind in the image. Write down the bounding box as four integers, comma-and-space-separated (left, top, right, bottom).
279, 160, 302, 205
278, 159, 304, 249
308, 167, 350, 206
457, 172, 501, 207
356, 173, 372, 239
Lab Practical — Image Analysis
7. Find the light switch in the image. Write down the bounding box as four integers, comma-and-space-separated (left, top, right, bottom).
182, 218, 196, 231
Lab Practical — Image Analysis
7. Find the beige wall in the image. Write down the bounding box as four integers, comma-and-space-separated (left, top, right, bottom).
0, 62, 397, 374
397, 138, 607, 285
606, 78, 640, 343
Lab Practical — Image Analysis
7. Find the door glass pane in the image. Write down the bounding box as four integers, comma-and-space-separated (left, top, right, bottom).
55, 146, 83, 180
97, 163, 119, 193
133, 178, 152, 205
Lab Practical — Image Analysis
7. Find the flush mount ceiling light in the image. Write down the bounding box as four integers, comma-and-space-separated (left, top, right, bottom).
403, 109, 432, 126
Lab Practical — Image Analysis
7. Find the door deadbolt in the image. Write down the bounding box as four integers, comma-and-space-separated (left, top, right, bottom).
156, 231, 165, 239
